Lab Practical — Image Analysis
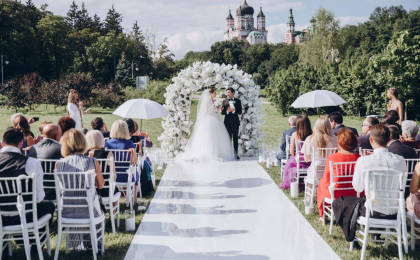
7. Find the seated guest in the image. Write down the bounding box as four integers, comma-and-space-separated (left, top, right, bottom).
55, 129, 105, 250
85, 130, 118, 197
358, 116, 379, 151
124, 118, 153, 153
381, 110, 401, 131
317, 128, 360, 218
28, 124, 63, 200
105, 120, 141, 200
91, 117, 110, 138
408, 163, 420, 219
387, 125, 417, 159
279, 115, 312, 189
302, 116, 338, 180
328, 112, 358, 137
401, 120, 420, 149
13, 115, 35, 149
0, 129, 55, 240
58, 117, 76, 136
333, 124, 406, 245
36, 121, 52, 143
10, 113, 37, 138
276, 116, 297, 163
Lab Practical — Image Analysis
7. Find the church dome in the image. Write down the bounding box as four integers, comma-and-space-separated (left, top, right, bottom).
237, 0, 254, 16
257, 7, 265, 17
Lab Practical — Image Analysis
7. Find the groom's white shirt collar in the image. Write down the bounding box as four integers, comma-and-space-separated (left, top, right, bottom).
227, 97, 235, 114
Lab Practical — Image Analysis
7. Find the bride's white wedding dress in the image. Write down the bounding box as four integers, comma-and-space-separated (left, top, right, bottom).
175, 90, 236, 162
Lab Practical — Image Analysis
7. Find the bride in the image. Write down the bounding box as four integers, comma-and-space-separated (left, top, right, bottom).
175, 87, 236, 162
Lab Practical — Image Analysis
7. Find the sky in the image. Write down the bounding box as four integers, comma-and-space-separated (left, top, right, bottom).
31, 0, 419, 59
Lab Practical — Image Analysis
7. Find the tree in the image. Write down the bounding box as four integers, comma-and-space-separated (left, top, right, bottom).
371, 30, 420, 119
21, 73, 42, 110
66, 0, 79, 27
115, 52, 133, 87
41, 79, 68, 111
90, 14, 103, 33
0, 78, 27, 112
104, 4, 123, 35
92, 81, 122, 108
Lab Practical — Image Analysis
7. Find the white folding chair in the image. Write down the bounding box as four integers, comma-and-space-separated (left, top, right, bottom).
280, 135, 292, 181
404, 159, 420, 194
415, 149, 420, 158
0, 174, 52, 260
358, 147, 373, 156
54, 170, 105, 260
38, 159, 60, 202
322, 161, 359, 235
304, 147, 337, 209
293, 140, 308, 190
407, 210, 420, 250
107, 149, 136, 210
350, 170, 407, 260
97, 157, 120, 234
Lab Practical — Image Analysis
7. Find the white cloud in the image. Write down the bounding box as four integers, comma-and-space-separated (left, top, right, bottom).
338, 16, 369, 27
167, 30, 224, 59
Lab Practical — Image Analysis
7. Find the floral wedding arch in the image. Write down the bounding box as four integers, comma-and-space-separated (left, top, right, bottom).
158, 61, 264, 158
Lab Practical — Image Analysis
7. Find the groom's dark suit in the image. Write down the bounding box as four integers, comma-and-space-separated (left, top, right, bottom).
222, 97, 242, 156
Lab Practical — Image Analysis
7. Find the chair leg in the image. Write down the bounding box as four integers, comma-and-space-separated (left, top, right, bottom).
0, 237, 3, 260
110, 203, 116, 234
329, 209, 334, 235
101, 221, 105, 255
33, 228, 44, 260
385, 228, 389, 249
360, 223, 369, 260
411, 218, 415, 251
117, 200, 120, 228
65, 233, 69, 254
90, 225, 98, 260
46, 223, 51, 256
54, 223, 62, 260
349, 241, 354, 251
397, 224, 403, 260
7, 241, 12, 256
322, 201, 326, 226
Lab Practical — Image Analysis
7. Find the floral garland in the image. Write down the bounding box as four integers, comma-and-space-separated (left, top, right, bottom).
158, 61, 264, 158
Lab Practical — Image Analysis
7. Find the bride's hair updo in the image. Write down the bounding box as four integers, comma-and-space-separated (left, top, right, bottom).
209, 87, 216, 94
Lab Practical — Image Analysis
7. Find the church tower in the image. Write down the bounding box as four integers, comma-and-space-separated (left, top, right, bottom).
257, 6, 265, 31
287, 8, 295, 33
226, 9, 234, 30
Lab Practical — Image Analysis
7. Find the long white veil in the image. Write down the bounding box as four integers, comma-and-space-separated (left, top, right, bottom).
175, 89, 235, 162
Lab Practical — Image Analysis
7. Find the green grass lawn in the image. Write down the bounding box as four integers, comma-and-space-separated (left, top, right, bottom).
2, 103, 413, 259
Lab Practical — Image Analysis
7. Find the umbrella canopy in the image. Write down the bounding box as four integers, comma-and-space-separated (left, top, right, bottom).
291, 90, 346, 108
113, 99, 169, 119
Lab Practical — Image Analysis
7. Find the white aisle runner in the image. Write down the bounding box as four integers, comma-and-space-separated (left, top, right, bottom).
125, 161, 341, 260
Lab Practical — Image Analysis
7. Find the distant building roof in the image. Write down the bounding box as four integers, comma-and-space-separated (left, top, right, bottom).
237, 0, 254, 16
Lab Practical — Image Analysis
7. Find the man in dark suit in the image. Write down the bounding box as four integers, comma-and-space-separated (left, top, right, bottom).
276, 116, 297, 164
387, 125, 417, 159
358, 116, 379, 150
328, 112, 358, 137
28, 124, 62, 200
222, 87, 242, 159
28, 124, 62, 160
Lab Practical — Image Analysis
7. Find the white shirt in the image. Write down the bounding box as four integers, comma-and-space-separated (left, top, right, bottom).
352, 148, 406, 215
0, 146, 45, 203
227, 97, 235, 115
67, 103, 82, 130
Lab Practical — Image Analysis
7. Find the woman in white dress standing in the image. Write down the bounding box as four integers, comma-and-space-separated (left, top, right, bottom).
67, 89, 89, 130
176, 87, 236, 162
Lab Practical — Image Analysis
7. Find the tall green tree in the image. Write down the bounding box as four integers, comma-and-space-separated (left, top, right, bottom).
116, 52, 133, 87
104, 4, 123, 35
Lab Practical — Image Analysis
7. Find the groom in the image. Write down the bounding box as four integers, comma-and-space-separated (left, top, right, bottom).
221, 87, 242, 159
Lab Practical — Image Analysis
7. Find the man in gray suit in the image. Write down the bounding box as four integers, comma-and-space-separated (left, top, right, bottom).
28, 124, 62, 160
28, 124, 62, 200
276, 116, 297, 164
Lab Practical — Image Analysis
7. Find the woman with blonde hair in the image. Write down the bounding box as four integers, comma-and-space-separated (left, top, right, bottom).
13, 115, 35, 149
67, 89, 83, 130
302, 115, 337, 179
387, 87, 403, 124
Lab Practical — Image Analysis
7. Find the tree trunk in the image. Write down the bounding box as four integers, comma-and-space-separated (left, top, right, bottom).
404, 100, 408, 120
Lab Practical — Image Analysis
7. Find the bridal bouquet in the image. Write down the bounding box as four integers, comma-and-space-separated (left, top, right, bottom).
213, 100, 223, 108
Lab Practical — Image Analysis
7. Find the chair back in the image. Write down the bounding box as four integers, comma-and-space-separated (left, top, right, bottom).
364, 170, 406, 218
415, 149, 420, 158
329, 161, 359, 200
38, 159, 60, 192
0, 174, 37, 226
295, 140, 307, 181
54, 170, 98, 220
312, 147, 337, 180
404, 158, 420, 192
96, 157, 116, 198
285, 135, 292, 160
106, 149, 136, 175
359, 147, 373, 156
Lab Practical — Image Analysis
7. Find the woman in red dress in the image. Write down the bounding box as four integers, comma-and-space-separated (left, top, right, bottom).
317, 128, 361, 218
